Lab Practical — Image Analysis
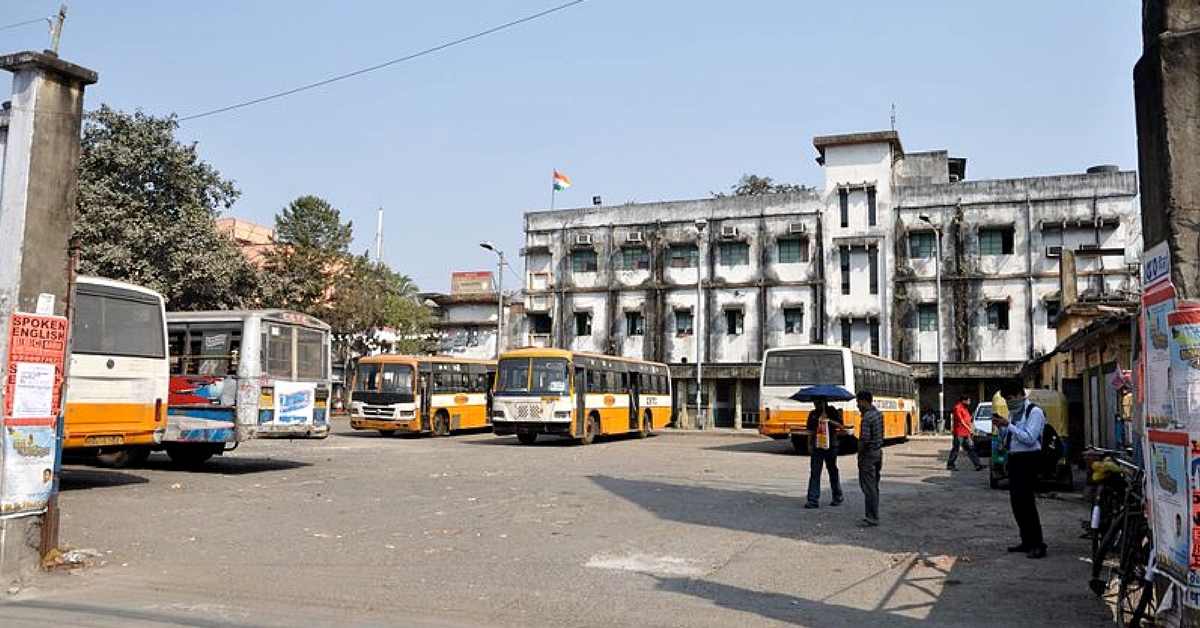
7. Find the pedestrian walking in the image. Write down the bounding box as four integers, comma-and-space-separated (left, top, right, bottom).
804, 399, 844, 509
947, 395, 984, 471
855, 390, 883, 526
991, 379, 1047, 559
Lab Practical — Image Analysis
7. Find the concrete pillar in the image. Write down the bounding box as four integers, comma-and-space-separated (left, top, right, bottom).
734, 380, 743, 430
0, 51, 97, 581
1135, 2, 1200, 625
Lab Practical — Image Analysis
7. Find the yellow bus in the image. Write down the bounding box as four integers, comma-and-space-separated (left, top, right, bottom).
349, 355, 495, 437
758, 345, 916, 453
64, 276, 169, 467
491, 347, 672, 445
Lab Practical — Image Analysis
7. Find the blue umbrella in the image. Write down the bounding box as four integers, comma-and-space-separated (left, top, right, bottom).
789, 385, 855, 402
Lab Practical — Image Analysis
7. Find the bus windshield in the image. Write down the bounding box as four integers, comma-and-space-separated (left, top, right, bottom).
380, 365, 414, 393
497, 357, 569, 394
763, 350, 844, 386
74, 290, 166, 358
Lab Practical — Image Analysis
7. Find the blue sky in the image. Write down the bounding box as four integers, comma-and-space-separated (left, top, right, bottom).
2, 1, 1140, 293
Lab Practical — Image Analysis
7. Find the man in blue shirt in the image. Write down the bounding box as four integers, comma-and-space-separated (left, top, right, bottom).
992, 380, 1047, 559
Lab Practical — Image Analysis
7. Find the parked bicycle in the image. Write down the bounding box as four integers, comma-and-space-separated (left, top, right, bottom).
1085, 447, 1155, 627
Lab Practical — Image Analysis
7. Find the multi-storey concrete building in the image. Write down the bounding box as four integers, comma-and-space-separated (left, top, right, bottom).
519, 131, 1140, 429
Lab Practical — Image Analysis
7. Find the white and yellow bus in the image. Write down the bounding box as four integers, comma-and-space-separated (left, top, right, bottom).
349, 355, 495, 437
758, 345, 916, 453
491, 347, 671, 445
64, 276, 169, 467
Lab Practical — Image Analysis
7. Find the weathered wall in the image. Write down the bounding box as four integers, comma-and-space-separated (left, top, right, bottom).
1136, 0, 1200, 300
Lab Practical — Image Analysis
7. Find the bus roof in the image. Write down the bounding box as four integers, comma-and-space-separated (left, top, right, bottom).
358, 354, 495, 366
499, 347, 668, 370
166, 309, 331, 330
76, 275, 164, 300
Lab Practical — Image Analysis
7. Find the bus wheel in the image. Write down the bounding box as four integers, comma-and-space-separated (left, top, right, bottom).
517, 432, 538, 445
432, 411, 451, 437
96, 446, 151, 468
581, 413, 599, 445
639, 411, 652, 439
378, 430, 396, 437
165, 443, 219, 467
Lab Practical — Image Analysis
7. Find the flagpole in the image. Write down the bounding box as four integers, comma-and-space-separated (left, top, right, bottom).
551, 169, 556, 210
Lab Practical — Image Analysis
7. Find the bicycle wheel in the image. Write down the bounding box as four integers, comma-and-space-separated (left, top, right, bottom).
1090, 511, 1125, 596
1116, 516, 1154, 626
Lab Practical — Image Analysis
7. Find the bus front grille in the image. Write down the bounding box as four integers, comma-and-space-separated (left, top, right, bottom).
515, 404, 544, 420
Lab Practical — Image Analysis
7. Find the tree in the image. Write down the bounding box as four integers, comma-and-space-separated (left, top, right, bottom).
75, 105, 262, 309
714, 174, 813, 197
330, 256, 436, 357
263, 195, 353, 309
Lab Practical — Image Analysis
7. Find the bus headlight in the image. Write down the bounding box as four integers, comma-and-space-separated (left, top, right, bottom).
554, 411, 571, 419
492, 410, 505, 419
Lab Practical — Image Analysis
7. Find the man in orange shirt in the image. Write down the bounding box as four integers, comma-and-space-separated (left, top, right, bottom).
947, 395, 984, 471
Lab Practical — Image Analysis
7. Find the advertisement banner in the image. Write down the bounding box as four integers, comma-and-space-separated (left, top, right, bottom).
1144, 283, 1177, 429
2, 312, 68, 516
1149, 429, 1190, 585
273, 380, 316, 425
1170, 303, 1200, 435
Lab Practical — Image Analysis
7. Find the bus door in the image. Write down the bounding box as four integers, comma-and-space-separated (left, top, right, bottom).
628, 371, 640, 431
419, 368, 433, 432
574, 366, 587, 438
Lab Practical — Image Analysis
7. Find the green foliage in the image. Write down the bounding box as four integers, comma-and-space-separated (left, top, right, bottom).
75, 105, 262, 309
715, 174, 813, 197
263, 198, 434, 361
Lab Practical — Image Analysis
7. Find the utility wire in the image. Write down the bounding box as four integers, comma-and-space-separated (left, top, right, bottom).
181, 0, 585, 122
0, 17, 48, 31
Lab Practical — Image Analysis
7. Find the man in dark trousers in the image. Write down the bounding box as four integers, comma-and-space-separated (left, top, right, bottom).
947, 395, 984, 471
856, 391, 884, 527
992, 380, 1047, 559
804, 399, 844, 509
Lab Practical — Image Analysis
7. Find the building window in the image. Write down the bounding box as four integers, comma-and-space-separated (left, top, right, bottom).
1042, 225, 1063, 246
839, 189, 849, 228
867, 187, 877, 226
778, 238, 809, 264
626, 312, 645, 336
840, 249, 850, 295
619, 248, 650, 270
574, 312, 592, 336
674, 310, 694, 336
909, 232, 936, 258
670, 244, 698, 268
718, 242, 749, 266
869, 321, 880, 355
840, 319, 852, 348
868, 249, 879, 295
784, 307, 804, 334
1045, 299, 1060, 328
725, 310, 744, 335
979, 228, 1014, 255
571, 250, 598, 272
529, 314, 552, 334
917, 304, 938, 331
986, 302, 1010, 330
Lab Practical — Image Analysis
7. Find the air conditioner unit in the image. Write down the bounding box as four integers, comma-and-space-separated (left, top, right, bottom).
788, 222, 807, 235
720, 225, 739, 239
575, 234, 593, 246
626, 231, 644, 244
1045, 246, 1062, 258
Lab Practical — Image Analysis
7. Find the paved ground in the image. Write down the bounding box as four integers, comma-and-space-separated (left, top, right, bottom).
0, 424, 1112, 627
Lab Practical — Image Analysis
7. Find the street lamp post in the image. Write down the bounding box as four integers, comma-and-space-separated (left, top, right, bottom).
479, 241, 505, 358
695, 218, 707, 430
918, 215, 944, 434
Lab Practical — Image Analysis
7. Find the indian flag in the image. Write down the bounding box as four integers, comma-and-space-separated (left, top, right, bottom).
553, 169, 572, 191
